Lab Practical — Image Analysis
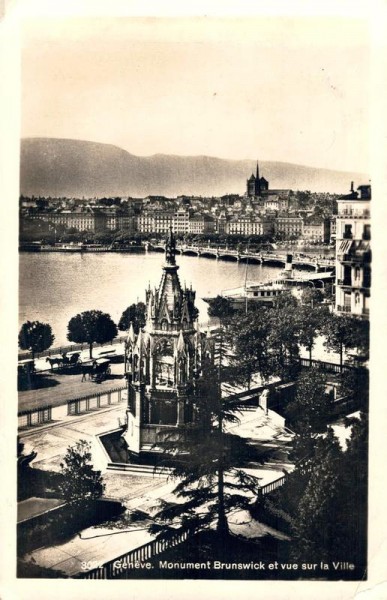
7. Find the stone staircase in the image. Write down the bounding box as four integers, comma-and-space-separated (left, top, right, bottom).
107, 462, 171, 477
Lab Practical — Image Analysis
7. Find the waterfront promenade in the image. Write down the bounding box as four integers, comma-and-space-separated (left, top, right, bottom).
18, 363, 125, 413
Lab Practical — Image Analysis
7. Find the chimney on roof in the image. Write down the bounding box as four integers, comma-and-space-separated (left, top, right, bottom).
350, 181, 354, 193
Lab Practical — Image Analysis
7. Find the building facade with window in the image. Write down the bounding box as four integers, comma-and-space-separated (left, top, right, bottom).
226, 215, 264, 236
335, 183, 371, 318
274, 215, 304, 239
154, 212, 174, 234
173, 206, 190, 235
40, 209, 106, 232
302, 219, 325, 243
188, 214, 215, 235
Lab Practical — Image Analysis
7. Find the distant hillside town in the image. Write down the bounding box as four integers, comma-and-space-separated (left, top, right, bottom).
20, 162, 345, 246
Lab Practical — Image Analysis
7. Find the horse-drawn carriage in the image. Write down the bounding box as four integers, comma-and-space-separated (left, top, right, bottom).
46, 352, 81, 371
90, 358, 111, 383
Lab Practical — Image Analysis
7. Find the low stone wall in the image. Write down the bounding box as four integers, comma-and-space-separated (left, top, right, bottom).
18, 386, 127, 430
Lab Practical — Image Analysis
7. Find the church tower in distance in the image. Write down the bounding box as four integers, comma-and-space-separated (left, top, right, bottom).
123, 228, 214, 461
246, 160, 269, 197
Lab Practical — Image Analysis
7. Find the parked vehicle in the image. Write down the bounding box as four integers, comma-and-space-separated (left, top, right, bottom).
90, 359, 111, 383
18, 359, 36, 388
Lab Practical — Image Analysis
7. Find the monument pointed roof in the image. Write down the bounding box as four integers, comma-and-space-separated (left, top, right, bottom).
144, 227, 198, 332
176, 330, 186, 355
127, 321, 135, 344
135, 328, 145, 354
165, 226, 177, 266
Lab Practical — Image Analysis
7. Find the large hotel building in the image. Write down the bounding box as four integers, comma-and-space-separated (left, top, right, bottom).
335, 183, 371, 319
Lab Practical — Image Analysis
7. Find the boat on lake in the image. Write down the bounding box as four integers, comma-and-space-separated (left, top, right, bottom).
203, 280, 290, 309
202, 254, 334, 309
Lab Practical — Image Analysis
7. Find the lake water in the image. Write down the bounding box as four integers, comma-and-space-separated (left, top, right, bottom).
19, 251, 286, 346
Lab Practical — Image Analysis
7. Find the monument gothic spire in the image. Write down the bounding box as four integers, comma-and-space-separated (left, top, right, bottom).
123, 228, 213, 460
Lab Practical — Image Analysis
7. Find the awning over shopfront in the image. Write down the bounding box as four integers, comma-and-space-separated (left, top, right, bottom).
338, 239, 353, 254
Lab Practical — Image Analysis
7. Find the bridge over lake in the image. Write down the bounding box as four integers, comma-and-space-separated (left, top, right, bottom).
148, 243, 335, 272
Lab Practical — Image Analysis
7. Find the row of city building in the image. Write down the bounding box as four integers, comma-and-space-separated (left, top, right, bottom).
21, 203, 336, 243
20, 164, 339, 243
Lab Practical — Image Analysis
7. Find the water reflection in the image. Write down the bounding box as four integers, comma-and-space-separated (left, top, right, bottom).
19, 252, 285, 345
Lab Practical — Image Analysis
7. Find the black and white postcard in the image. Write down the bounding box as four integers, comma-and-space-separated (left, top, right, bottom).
1, 1, 386, 599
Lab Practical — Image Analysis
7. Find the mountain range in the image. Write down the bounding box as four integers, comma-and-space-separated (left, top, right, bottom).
20, 138, 367, 198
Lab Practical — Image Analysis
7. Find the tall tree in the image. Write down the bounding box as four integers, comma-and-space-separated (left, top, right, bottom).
149, 344, 265, 548
290, 428, 344, 562
207, 295, 236, 325
286, 367, 332, 439
338, 366, 369, 410
67, 310, 118, 358
291, 415, 368, 567
322, 314, 357, 372
227, 309, 271, 388
300, 287, 324, 308
59, 440, 105, 506
297, 305, 327, 365
118, 302, 146, 334
339, 413, 368, 567
266, 301, 301, 381
260, 414, 368, 571
346, 318, 370, 364
18, 320, 55, 360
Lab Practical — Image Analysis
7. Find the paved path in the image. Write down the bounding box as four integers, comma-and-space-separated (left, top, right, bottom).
20, 403, 126, 473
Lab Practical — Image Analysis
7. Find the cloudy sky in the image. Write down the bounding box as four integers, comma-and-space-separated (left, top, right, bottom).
21, 16, 370, 172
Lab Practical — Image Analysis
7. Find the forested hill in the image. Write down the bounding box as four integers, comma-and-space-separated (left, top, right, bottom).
20, 138, 367, 198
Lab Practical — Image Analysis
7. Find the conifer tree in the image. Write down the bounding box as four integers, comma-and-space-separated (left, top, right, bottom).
149, 343, 269, 547
59, 440, 105, 506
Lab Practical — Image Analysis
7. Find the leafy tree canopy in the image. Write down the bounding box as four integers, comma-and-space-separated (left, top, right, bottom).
291, 428, 343, 562
262, 413, 368, 569
297, 304, 328, 362
207, 295, 236, 323
322, 314, 358, 370
346, 318, 370, 363
301, 287, 324, 307
118, 302, 146, 333
18, 320, 55, 359
286, 367, 332, 436
227, 310, 271, 387
67, 310, 118, 358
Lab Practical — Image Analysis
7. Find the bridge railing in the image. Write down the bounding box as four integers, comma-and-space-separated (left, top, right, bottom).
298, 357, 353, 373
148, 243, 335, 268
257, 475, 287, 499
